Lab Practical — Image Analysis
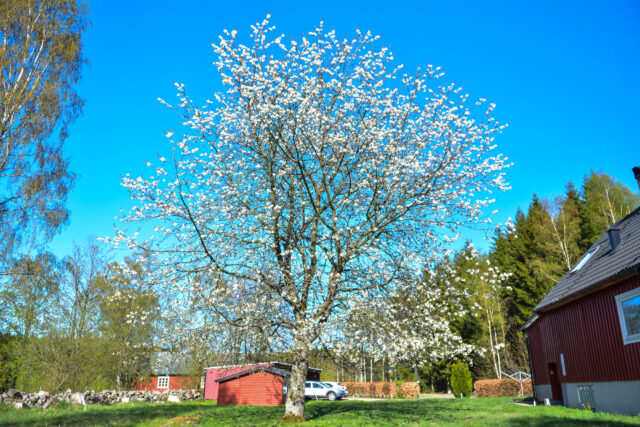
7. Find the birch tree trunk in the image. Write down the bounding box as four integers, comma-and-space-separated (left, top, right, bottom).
370, 357, 374, 383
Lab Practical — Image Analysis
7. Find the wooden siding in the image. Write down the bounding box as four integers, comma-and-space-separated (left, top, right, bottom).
528, 275, 640, 385
133, 375, 194, 391
217, 372, 284, 406
204, 366, 256, 400
204, 364, 320, 399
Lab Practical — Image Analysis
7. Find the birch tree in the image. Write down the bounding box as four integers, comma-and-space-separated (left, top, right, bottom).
581, 171, 639, 246
472, 259, 510, 378
0, 252, 60, 340
109, 17, 509, 419
546, 184, 583, 271
99, 260, 159, 390
0, 0, 87, 261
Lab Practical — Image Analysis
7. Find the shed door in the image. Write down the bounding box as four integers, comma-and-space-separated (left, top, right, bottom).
547, 363, 563, 401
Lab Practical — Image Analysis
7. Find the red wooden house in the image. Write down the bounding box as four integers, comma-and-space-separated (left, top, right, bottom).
133, 374, 198, 392
203, 361, 321, 401
523, 169, 640, 415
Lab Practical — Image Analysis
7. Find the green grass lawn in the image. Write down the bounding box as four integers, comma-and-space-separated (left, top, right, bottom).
1, 397, 639, 426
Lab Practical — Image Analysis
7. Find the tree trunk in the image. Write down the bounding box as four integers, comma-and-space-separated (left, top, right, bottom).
370, 357, 374, 382
495, 327, 502, 378
361, 353, 364, 382
283, 336, 309, 421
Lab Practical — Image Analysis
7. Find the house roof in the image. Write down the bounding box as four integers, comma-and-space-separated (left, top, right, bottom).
519, 314, 540, 331
215, 366, 291, 383
532, 206, 640, 314
204, 361, 322, 372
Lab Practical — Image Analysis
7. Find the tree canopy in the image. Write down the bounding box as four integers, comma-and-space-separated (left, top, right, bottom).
0, 0, 87, 261
112, 16, 509, 419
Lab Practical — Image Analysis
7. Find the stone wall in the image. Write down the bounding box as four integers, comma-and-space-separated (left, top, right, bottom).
0, 389, 201, 409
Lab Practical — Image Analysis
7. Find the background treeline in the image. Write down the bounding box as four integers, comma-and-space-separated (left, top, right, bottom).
0, 242, 159, 392
421, 170, 638, 389
0, 170, 637, 394
305, 170, 639, 391
176, 169, 639, 393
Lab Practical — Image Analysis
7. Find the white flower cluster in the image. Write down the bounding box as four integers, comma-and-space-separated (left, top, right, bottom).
108, 16, 510, 370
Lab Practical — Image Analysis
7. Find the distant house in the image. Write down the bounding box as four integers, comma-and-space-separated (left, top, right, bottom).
133, 374, 197, 392
522, 167, 640, 415
203, 361, 321, 402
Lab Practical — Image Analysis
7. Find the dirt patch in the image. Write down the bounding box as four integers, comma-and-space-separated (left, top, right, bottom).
343, 397, 388, 401
420, 393, 455, 399
160, 415, 200, 426
281, 414, 305, 423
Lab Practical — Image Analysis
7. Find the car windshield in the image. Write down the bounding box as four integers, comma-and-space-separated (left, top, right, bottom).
321, 383, 332, 387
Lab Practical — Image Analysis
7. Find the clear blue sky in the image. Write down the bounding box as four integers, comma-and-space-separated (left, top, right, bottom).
49, 0, 640, 258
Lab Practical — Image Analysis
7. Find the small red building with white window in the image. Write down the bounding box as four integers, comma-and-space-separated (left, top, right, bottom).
523, 169, 640, 416
133, 374, 197, 392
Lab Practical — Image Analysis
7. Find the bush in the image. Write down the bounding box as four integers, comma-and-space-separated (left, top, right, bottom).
342, 381, 420, 399
450, 361, 472, 398
399, 382, 420, 398
474, 379, 533, 397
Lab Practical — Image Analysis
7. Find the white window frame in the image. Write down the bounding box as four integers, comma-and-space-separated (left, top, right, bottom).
570, 246, 599, 274
157, 376, 170, 389
615, 287, 640, 345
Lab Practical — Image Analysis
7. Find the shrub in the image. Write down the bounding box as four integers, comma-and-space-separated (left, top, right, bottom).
450, 361, 472, 398
342, 381, 420, 399
474, 379, 533, 397
398, 381, 420, 398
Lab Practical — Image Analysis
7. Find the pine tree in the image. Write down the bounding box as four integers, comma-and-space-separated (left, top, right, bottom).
493, 209, 533, 370
492, 198, 560, 371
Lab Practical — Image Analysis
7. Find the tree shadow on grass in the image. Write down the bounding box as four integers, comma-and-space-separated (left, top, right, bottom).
305, 400, 456, 424
3, 399, 639, 426
506, 416, 640, 427
0, 402, 205, 427
304, 400, 640, 426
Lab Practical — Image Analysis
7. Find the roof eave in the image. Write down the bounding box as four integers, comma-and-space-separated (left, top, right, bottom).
535, 266, 640, 314
519, 314, 540, 331
215, 366, 291, 383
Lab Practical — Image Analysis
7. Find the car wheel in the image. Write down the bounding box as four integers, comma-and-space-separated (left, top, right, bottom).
327, 392, 336, 401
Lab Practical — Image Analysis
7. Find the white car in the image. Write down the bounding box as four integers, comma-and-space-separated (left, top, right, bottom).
323, 382, 348, 397
304, 381, 346, 400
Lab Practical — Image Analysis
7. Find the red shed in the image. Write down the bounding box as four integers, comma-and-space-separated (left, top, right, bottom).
216, 366, 290, 406
523, 191, 640, 415
133, 374, 197, 392
203, 361, 321, 400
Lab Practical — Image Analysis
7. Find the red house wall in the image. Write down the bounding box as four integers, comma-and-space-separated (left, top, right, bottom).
204, 365, 261, 400
133, 375, 194, 391
528, 275, 640, 385
204, 363, 320, 400
217, 372, 284, 406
